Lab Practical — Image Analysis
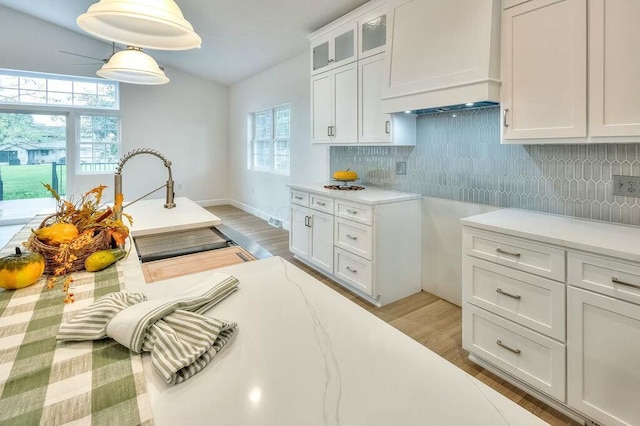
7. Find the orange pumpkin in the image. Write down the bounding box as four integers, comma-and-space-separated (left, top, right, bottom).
0, 248, 45, 290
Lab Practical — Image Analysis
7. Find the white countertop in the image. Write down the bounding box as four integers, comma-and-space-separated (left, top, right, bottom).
461, 208, 640, 263
123, 197, 221, 237
122, 255, 546, 425
288, 182, 422, 205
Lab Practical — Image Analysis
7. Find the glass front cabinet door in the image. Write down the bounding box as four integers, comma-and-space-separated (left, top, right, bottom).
310, 21, 357, 75
359, 5, 387, 59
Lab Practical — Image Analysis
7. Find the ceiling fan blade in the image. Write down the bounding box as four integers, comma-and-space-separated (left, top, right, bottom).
59, 50, 106, 62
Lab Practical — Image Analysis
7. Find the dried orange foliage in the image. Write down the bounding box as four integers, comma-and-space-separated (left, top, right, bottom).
38, 184, 134, 300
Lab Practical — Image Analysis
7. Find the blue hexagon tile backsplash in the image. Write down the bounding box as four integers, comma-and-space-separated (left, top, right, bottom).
330, 106, 640, 226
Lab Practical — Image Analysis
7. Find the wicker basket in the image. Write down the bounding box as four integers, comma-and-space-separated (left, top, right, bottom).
25, 215, 113, 275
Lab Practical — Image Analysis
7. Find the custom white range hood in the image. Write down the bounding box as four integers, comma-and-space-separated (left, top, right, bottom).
382, 0, 501, 114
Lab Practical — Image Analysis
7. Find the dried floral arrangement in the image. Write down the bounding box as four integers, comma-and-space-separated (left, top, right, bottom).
24, 184, 133, 303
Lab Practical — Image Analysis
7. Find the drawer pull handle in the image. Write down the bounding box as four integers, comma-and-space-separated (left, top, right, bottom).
316, 201, 326, 206
496, 288, 521, 300
496, 248, 521, 258
294, 196, 303, 200
496, 339, 521, 355
346, 209, 358, 215
346, 234, 358, 240
612, 277, 640, 290
346, 266, 358, 273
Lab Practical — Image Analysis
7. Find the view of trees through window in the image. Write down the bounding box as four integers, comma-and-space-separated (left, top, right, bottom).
0, 69, 121, 202
0, 112, 67, 200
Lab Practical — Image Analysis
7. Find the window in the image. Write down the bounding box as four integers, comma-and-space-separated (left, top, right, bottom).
250, 105, 290, 174
0, 69, 118, 109
78, 114, 120, 173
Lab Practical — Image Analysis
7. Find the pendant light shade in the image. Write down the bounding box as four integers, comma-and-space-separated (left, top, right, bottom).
97, 47, 169, 85
77, 0, 202, 50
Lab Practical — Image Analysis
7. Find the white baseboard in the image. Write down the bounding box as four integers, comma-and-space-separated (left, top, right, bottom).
195, 198, 231, 207
228, 199, 290, 231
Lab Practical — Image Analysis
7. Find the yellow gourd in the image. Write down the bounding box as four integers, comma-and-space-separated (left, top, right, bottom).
84, 248, 127, 272
0, 248, 45, 290
333, 169, 358, 181
33, 223, 79, 246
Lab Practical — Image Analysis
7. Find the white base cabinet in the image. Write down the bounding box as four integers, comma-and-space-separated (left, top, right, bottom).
289, 191, 334, 275
289, 185, 421, 306
462, 209, 640, 425
567, 286, 640, 426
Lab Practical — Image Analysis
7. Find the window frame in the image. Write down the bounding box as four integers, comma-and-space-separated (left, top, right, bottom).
0, 68, 119, 110
249, 105, 290, 175
0, 69, 122, 177
76, 112, 122, 175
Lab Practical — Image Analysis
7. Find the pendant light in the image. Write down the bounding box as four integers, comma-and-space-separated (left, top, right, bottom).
97, 46, 169, 85
77, 0, 202, 51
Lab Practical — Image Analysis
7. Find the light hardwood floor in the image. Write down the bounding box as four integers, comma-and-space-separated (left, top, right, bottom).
207, 205, 578, 426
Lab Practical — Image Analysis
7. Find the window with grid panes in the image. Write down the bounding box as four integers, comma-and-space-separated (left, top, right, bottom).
250, 105, 290, 174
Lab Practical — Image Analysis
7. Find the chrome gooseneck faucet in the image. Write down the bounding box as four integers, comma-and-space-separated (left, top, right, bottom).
113, 148, 176, 221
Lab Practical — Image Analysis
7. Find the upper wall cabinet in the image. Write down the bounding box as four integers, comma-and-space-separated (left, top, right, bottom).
307, 0, 416, 146
502, 0, 640, 144
310, 21, 358, 75
358, 4, 387, 59
381, 0, 501, 114
589, 0, 640, 138
501, 0, 587, 141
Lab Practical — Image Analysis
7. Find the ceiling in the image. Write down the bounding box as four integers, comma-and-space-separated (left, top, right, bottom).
0, 0, 371, 85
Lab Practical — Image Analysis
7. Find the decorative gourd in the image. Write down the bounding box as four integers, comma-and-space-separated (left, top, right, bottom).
33, 223, 79, 246
84, 248, 127, 272
333, 169, 358, 181
0, 248, 45, 290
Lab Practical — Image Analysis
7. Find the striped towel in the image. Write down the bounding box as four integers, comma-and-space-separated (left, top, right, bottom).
58, 273, 239, 385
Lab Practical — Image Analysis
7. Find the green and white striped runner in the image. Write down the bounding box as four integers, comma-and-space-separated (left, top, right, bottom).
0, 217, 153, 425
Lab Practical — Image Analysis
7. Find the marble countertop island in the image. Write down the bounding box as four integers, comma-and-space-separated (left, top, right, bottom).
123, 254, 547, 425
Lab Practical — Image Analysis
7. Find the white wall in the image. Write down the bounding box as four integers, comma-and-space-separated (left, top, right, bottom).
0, 6, 229, 205
422, 197, 499, 305
228, 52, 329, 227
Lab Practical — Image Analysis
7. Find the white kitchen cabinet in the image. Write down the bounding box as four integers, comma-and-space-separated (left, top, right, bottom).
289, 191, 334, 274
462, 208, 640, 424
502, 0, 640, 144
358, 4, 387, 59
311, 63, 358, 144
567, 286, 640, 426
381, 0, 501, 114
310, 21, 357, 75
589, 0, 640, 138
359, 53, 416, 145
462, 227, 567, 400
501, 0, 587, 141
288, 184, 421, 306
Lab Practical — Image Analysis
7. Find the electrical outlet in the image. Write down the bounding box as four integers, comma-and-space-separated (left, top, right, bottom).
613, 175, 640, 197
177, 183, 182, 190
396, 161, 407, 175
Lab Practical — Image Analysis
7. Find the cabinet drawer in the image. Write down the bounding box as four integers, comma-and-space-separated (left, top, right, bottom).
334, 247, 373, 296
290, 190, 309, 207
335, 201, 373, 225
463, 304, 566, 402
335, 218, 373, 260
463, 228, 565, 282
568, 252, 640, 306
463, 256, 566, 341
310, 194, 334, 213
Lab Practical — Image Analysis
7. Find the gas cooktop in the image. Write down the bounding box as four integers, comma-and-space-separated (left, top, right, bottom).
323, 184, 365, 191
